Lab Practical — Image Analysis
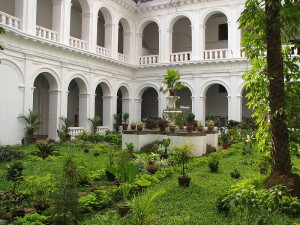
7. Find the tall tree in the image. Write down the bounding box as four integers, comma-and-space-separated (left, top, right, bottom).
239, 0, 300, 197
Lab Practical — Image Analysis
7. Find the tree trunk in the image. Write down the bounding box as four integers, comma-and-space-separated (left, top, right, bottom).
265, 0, 291, 174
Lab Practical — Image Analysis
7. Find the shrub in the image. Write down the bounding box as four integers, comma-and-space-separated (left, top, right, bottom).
76, 133, 121, 146
144, 117, 157, 130
13, 213, 48, 225
140, 140, 163, 154
208, 158, 219, 173
33, 143, 58, 159
0, 147, 25, 162
230, 167, 241, 179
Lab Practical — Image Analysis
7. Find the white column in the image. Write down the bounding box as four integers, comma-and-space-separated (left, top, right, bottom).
191, 24, 200, 60
52, 0, 71, 44
199, 96, 206, 122
228, 20, 239, 58
134, 98, 142, 122
157, 97, 163, 117
122, 98, 131, 115
104, 23, 115, 58
193, 96, 201, 120
164, 28, 173, 63
48, 90, 61, 140
15, 0, 37, 34
78, 93, 89, 129
90, 94, 96, 119
124, 32, 132, 62
102, 96, 113, 130
227, 95, 232, 120
136, 33, 143, 64
199, 24, 205, 60
237, 95, 242, 121
81, 12, 93, 51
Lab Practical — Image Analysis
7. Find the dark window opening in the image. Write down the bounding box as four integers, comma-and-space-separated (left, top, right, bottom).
219, 85, 227, 93
219, 23, 228, 41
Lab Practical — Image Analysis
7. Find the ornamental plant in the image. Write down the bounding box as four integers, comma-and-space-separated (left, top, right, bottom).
160, 69, 185, 96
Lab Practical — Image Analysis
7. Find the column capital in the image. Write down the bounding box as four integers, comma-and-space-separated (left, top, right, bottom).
31, 87, 36, 92
19, 85, 25, 92
166, 28, 173, 33
104, 23, 114, 28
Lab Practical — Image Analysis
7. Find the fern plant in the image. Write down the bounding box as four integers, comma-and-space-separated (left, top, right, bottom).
34, 143, 58, 159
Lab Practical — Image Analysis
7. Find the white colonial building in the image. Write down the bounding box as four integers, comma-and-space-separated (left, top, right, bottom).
0, 0, 258, 145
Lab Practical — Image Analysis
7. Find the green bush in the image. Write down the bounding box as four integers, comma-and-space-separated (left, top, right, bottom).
12, 213, 48, 225
140, 140, 163, 154
76, 133, 121, 146
0, 147, 25, 162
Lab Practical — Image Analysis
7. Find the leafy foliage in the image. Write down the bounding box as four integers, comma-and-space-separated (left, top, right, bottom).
0, 147, 25, 163
33, 143, 58, 159
88, 116, 101, 133
18, 109, 41, 138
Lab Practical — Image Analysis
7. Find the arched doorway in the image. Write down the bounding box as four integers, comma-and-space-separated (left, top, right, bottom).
141, 88, 158, 119
33, 72, 59, 140
94, 82, 111, 127
242, 88, 254, 124
205, 84, 228, 126
177, 87, 192, 119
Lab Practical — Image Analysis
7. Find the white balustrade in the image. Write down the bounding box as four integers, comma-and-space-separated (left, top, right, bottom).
170, 52, 191, 62
96, 126, 109, 135
36, 25, 58, 41
203, 49, 228, 60
139, 55, 159, 65
118, 53, 128, 62
69, 127, 84, 139
96, 46, 109, 57
0, 11, 20, 29
69, 36, 86, 50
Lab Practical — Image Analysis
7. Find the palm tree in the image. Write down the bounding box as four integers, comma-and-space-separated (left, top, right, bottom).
18, 109, 41, 139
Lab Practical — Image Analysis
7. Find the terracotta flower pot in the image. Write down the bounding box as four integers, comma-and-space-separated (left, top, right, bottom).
186, 126, 193, 133
130, 124, 136, 130
178, 176, 191, 187
117, 204, 132, 216
197, 126, 204, 132
137, 124, 143, 131
169, 125, 176, 132
122, 124, 128, 130
208, 125, 214, 131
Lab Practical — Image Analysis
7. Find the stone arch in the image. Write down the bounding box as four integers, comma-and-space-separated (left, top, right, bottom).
117, 84, 130, 117
201, 79, 231, 97
137, 83, 160, 99
201, 8, 230, 25
137, 18, 161, 34
168, 13, 193, 29
94, 80, 113, 127
97, 6, 113, 24
77, 0, 91, 14
67, 74, 89, 94
201, 80, 230, 125
32, 68, 60, 91
118, 17, 131, 57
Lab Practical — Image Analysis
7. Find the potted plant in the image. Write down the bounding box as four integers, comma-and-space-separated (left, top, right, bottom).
136, 122, 144, 131
130, 122, 136, 130
160, 69, 186, 96
175, 115, 185, 129
144, 117, 157, 130
18, 109, 41, 144
157, 118, 169, 132
58, 117, 73, 141
197, 120, 204, 132
208, 113, 216, 123
169, 121, 177, 132
117, 183, 132, 216
221, 132, 230, 149
88, 116, 101, 133
113, 113, 122, 133
122, 113, 129, 131
171, 144, 193, 187
207, 120, 215, 131
208, 158, 219, 173
160, 137, 170, 159
186, 112, 195, 133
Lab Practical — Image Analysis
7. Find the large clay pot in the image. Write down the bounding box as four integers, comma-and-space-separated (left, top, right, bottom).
169, 125, 176, 132
117, 204, 132, 216
137, 124, 143, 131
178, 176, 191, 187
186, 126, 193, 133
130, 124, 136, 130
197, 126, 204, 132
122, 124, 128, 131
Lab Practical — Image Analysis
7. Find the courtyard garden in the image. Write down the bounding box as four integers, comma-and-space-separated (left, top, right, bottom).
0, 127, 300, 225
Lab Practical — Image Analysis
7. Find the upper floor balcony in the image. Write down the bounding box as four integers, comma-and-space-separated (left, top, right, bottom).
0, 0, 298, 67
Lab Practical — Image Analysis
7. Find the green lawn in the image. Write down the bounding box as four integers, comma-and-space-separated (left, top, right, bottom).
1, 140, 300, 225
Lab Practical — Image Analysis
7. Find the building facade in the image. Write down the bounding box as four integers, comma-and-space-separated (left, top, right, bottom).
0, 0, 256, 145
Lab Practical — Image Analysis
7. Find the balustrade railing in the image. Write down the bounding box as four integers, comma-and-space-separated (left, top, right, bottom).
36, 25, 58, 41
170, 52, 191, 62
69, 36, 86, 50
69, 127, 84, 139
96, 46, 109, 57
96, 126, 109, 134
204, 49, 228, 60
118, 53, 128, 62
0, 11, 20, 29
139, 55, 159, 65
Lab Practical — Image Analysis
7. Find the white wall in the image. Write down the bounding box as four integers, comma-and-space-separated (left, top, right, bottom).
0, 62, 23, 145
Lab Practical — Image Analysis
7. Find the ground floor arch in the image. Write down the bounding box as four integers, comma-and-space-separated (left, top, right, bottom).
176, 87, 192, 119
205, 83, 228, 126
141, 87, 159, 119
95, 82, 112, 127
